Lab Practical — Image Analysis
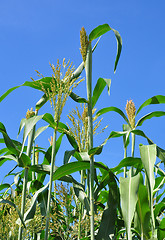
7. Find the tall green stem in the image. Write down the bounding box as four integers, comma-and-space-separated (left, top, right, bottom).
45, 127, 57, 240
131, 132, 135, 177
124, 148, 127, 178
85, 42, 95, 240
18, 127, 35, 240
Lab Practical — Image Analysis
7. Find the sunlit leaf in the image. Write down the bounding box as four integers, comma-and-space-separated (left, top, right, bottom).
92, 78, 111, 108
139, 144, 156, 229
134, 177, 151, 239
136, 95, 165, 115
119, 173, 140, 240
23, 183, 49, 223
136, 111, 165, 127
96, 106, 129, 125
89, 24, 122, 72
70, 92, 87, 103
111, 157, 142, 174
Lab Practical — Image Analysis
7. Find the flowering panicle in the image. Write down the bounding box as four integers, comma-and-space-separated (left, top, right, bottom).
80, 27, 89, 62
125, 100, 136, 129
26, 108, 35, 119
67, 104, 108, 152
32, 59, 83, 123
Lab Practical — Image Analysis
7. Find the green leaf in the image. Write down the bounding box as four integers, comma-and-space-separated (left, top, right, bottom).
111, 157, 142, 174
73, 182, 90, 215
63, 150, 76, 164
158, 218, 165, 240
92, 78, 111, 108
34, 125, 49, 140
35, 93, 48, 111
89, 24, 122, 72
119, 173, 140, 240
134, 179, 151, 239
136, 111, 165, 127
154, 200, 165, 218
136, 95, 165, 115
0, 122, 31, 167
23, 183, 49, 223
96, 106, 129, 125
139, 144, 156, 229
69, 92, 87, 103
96, 176, 119, 240
20, 115, 43, 154
0, 77, 52, 103
131, 129, 165, 164
30, 164, 51, 174
0, 183, 11, 191
53, 161, 90, 181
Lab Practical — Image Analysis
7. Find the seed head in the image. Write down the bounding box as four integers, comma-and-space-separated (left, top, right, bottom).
125, 100, 136, 128
67, 104, 108, 152
26, 108, 35, 119
80, 27, 89, 62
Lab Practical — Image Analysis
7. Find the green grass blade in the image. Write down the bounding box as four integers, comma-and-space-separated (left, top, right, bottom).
89, 24, 122, 72
139, 144, 157, 231
136, 95, 165, 115
136, 111, 165, 127
119, 173, 140, 240
96, 106, 129, 125
92, 78, 111, 108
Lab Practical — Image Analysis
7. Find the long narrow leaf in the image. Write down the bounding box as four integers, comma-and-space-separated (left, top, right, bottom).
119, 173, 140, 240
89, 24, 122, 72
136, 95, 165, 115
92, 78, 111, 108
136, 111, 165, 127
96, 106, 129, 125
139, 144, 156, 229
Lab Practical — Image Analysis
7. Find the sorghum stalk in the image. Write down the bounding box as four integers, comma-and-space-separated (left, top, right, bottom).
18, 110, 36, 240
125, 100, 136, 177
85, 42, 95, 240
45, 125, 58, 240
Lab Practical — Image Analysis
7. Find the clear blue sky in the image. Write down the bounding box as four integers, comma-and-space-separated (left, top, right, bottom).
0, 0, 165, 183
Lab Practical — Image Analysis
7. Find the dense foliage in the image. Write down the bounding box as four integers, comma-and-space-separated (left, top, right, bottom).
0, 24, 164, 240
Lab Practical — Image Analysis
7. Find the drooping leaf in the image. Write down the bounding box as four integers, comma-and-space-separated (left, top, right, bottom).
0, 122, 31, 167
35, 93, 48, 111
52, 161, 90, 181
111, 157, 142, 174
0, 77, 52, 104
139, 144, 156, 229
34, 125, 49, 140
73, 182, 90, 215
96, 106, 129, 125
136, 111, 165, 127
0, 183, 11, 191
89, 24, 122, 72
63, 150, 76, 164
119, 173, 140, 240
92, 78, 111, 108
20, 115, 43, 154
136, 95, 165, 115
23, 183, 49, 223
131, 129, 165, 164
69, 91, 87, 103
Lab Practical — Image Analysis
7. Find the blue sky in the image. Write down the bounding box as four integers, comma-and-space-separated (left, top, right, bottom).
0, 0, 165, 183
